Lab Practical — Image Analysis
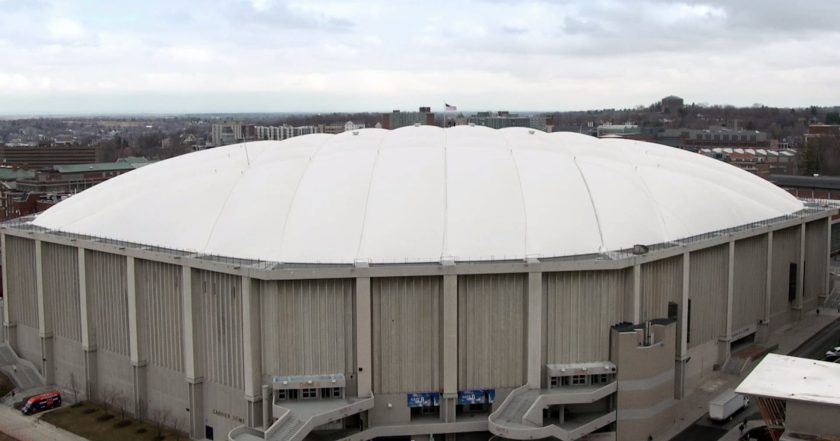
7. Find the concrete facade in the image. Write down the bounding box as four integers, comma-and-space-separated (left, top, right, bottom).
0, 207, 834, 441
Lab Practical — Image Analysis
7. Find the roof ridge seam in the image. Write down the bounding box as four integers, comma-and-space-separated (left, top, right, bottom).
571, 156, 607, 252
501, 131, 530, 258
354, 134, 387, 261
275, 136, 334, 261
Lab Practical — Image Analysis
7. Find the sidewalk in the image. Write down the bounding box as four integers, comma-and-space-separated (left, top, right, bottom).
0, 405, 88, 441
654, 308, 840, 441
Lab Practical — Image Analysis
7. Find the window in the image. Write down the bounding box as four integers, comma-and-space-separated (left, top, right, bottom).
205, 425, 214, 440
301, 388, 317, 399
332, 387, 342, 398
789, 263, 798, 302
550, 376, 560, 387
591, 374, 610, 384
571, 375, 587, 386
561, 376, 571, 387
276, 389, 288, 401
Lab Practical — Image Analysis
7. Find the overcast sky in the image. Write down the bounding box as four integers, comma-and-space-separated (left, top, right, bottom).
1, 0, 839, 115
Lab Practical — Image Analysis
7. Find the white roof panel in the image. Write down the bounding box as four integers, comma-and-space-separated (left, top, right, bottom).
32, 126, 804, 263
736, 354, 840, 406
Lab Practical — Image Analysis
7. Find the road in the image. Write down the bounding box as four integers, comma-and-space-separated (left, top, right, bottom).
670, 318, 840, 441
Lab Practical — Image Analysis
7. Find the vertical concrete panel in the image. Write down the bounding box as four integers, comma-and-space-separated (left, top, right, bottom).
457, 273, 526, 389
771, 226, 800, 320
41, 243, 81, 342
259, 278, 355, 377
804, 220, 828, 301
640, 256, 682, 321
688, 244, 728, 349
733, 235, 768, 332
544, 270, 626, 364
371, 276, 441, 394
86, 250, 130, 356
196, 270, 243, 389
136, 260, 183, 372
6, 236, 38, 329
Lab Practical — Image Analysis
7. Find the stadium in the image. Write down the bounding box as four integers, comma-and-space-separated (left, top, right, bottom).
0, 126, 834, 441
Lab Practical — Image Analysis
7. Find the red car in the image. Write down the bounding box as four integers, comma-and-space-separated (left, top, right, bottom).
21, 391, 61, 415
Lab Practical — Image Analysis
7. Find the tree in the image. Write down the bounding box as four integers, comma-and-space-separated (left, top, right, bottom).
149, 407, 171, 440
101, 386, 119, 416
114, 391, 129, 421
826, 111, 840, 125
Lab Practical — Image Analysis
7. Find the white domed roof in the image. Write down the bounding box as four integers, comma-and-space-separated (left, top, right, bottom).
32, 126, 803, 264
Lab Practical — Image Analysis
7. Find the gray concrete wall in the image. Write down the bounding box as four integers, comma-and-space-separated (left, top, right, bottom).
194, 270, 244, 390
612, 322, 676, 441
86, 250, 130, 356
53, 336, 85, 399
543, 270, 627, 364
771, 226, 800, 323
15, 324, 40, 368
203, 381, 247, 439
259, 278, 355, 378
6, 236, 38, 328
146, 364, 189, 433
640, 256, 682, 321
688, 244, 728, 348
372, 276, 441, 394
458, 273, 526, 389
42, 243, 81, 342
785, 400, 840, 438
804, 220, 828, 304
96, 348, 133, 405
733, 235, 768, 333
137, 259, 184, 373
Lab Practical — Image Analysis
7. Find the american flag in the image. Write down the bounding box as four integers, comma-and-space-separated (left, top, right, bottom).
445, 103, 457, 112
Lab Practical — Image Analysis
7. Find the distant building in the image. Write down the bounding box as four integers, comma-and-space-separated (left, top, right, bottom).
699, 147, 797, 177
211, 123, 256, 146
0, 144, 102, 169
381, 107, 435, 129
661, 95, 684, 114
659, 126, 770, 150
468, 112, 548, 131
596, 124, 641, 138
255, 125, 322, 141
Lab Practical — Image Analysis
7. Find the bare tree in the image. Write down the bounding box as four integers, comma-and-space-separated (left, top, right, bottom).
100, 386, 118, 416
149, 407, 171, 439
114, 391, 129, 421
171, 416, 184, 441
68, 373, 79, 405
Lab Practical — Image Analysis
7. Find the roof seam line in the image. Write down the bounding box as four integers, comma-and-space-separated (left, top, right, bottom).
501, 131, 530, 257
354, 134, 387, 261
571, 156, 606, 252
440, 129, 449, 260
275, 137, 333, 260
199, 148, 256, 253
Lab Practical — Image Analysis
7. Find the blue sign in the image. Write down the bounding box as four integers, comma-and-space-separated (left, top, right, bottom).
457, 389, 495, 405
407, 392, 440, 408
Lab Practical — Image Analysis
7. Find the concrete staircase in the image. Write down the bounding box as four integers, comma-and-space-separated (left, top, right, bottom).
0, 342, 47, 406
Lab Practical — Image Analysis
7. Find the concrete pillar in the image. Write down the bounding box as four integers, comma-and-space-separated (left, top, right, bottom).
78, 247, 97, 401
826, 217, 833, 300
718, 241, 735, 366
527, 271, 543, 389
355, 275, 372, 399
758, 231, 773, 343
795, 223, 806, 318
1, 233, 17, 349
674, 252, 690, 400
126, 256, 147, 418
262, 385, 272, 431
182, 265, 204, 439
242, 276, 262, 428
632, 263, 641, 324
441, 274, 458, 423
34, 240, 54, 383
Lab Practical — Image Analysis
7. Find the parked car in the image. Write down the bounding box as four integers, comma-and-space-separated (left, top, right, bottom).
21, 390, 61, 415
709, 389, 750, 422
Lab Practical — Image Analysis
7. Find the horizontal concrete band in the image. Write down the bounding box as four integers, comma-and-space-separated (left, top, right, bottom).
618, 368, 675, 391
618, 398, 675, 421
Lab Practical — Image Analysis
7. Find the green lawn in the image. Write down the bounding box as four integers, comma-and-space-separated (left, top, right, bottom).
41, 402, 186, 441
0, 431, 19, 441
0, 371, 13, 397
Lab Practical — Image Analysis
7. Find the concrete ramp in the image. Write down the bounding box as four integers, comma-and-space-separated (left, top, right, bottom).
0, 342, 46, 405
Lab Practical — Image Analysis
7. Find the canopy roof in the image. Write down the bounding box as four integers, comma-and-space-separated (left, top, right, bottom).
32, 126, 803, 264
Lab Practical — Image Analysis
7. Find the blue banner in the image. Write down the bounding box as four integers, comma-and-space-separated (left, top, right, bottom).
407, 392, 440, 408
457, 389, 495, 405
